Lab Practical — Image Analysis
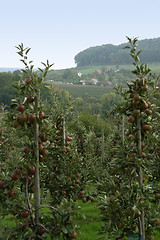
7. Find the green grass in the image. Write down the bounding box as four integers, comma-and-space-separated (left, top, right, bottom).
1, 202, 160, 239
76, 62, 160, 74
75, 200, 103, 240
53, 83, 114, 99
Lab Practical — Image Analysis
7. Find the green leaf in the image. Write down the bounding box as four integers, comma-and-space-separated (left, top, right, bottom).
44, 85, 51, 90
38, 68, 43, 73
137, 50, 142, 56
41, 62, 46, 67
25, 47, 31, 55
123, 46, 130, 49
62, 226, 68, 234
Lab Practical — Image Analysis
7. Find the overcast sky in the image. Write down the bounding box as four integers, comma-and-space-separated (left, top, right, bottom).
1, 0, 160, 70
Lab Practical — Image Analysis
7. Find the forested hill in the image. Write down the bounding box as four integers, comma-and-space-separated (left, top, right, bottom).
74, 37, 160, 67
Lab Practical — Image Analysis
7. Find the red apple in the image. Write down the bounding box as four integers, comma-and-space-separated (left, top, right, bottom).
25, 78, 32, 84
28, 166, 36, 175
43, 149, 49, 156
21, 210, 29, 218
142, 124, 152, 131
23, 146, 29, 153
128, 115, 135, 123
19, 114, 27, 124
71, 231, 77, 239
7, 189, 15, 197
11, 172, 19, 181
82, 197, 87, 203
133, 93, 141, 101
17, 104, 25, 112
39, 144, 44, 153
76, 173, 80, 178
0, 181, 5, 189
27, 96, 34, 103
13, 120, 19, 128
28, 114, 36, 123
133, 109, 140, 116
38, 227, 46, 235
145, 109, 152, 115
141, 85, 148, 91
39, 112, 45, 118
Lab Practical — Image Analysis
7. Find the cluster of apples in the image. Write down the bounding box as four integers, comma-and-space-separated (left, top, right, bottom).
127, 77, 152, 131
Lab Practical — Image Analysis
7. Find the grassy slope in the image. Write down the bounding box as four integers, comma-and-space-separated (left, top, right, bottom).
76, 62, 160, 74
53, 83, 113, 99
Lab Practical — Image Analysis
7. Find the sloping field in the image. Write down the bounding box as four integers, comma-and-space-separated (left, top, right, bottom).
53, 83, 114, 98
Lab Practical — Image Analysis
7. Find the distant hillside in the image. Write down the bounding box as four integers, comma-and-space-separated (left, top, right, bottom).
74, 37, 160, 67
0, 68, 20, 72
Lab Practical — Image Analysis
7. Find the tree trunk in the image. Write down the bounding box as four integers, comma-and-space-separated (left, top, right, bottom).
101, 129, 104, 165
34, 89, 40, 225
137, 116, 145, 240
122, 114, 125, 144
63, 118, 66, 145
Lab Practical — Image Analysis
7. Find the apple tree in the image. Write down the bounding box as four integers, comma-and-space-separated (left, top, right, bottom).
97, 37, 160, 240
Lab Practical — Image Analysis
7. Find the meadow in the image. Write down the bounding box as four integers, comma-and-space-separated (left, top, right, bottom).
52, 83, 114, 99
76, 62, 160, 75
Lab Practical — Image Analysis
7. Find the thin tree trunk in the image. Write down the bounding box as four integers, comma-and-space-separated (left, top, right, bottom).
101, 129, 104, 165
122, 114, 125, 144
0, 216, 1, 239
137, 116, 145, 240
63, 118, 65, 146
34, 89, 40, 225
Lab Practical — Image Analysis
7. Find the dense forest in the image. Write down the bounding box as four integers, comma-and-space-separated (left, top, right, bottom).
74, 37, 160, 67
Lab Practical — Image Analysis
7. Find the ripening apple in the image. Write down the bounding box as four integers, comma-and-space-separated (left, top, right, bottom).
133, 109, 140, 116
38, 227, 46, 235
43, 149, 49, 156
28, 114, 36, 123
142, 124, 152, 131
82, 197, 87, 203
17, 104, 25, 112
133, 93, 141, 101
27, 96, 34, 103
145, 109, 152, 115
155, 193, 160, 199
23, 146, 29, 153
19, 114, 27, 124
7, 189, 15, 197
13, 120, 19, 128
21, 210, 29, 218
128, 115, 135, 123
71, 231, 77, 239
141, 142, 145, 148
76, 173, 80, 178
11, 145, 15, 150
39, 112, 45, 118
11, 172, 19, 181
141, 101, 148, 109
141, 84, 148, 91
0, 181, 5, 189
28, 166, 36, 175
155, 219, 160, 225
25, 78, 32, 84
39, 144, 44, 153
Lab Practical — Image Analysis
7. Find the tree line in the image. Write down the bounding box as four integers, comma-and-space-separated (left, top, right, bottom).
74, 37, 160, 67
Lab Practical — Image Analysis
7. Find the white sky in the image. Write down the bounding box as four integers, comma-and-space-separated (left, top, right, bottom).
1, 0, 160, 70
